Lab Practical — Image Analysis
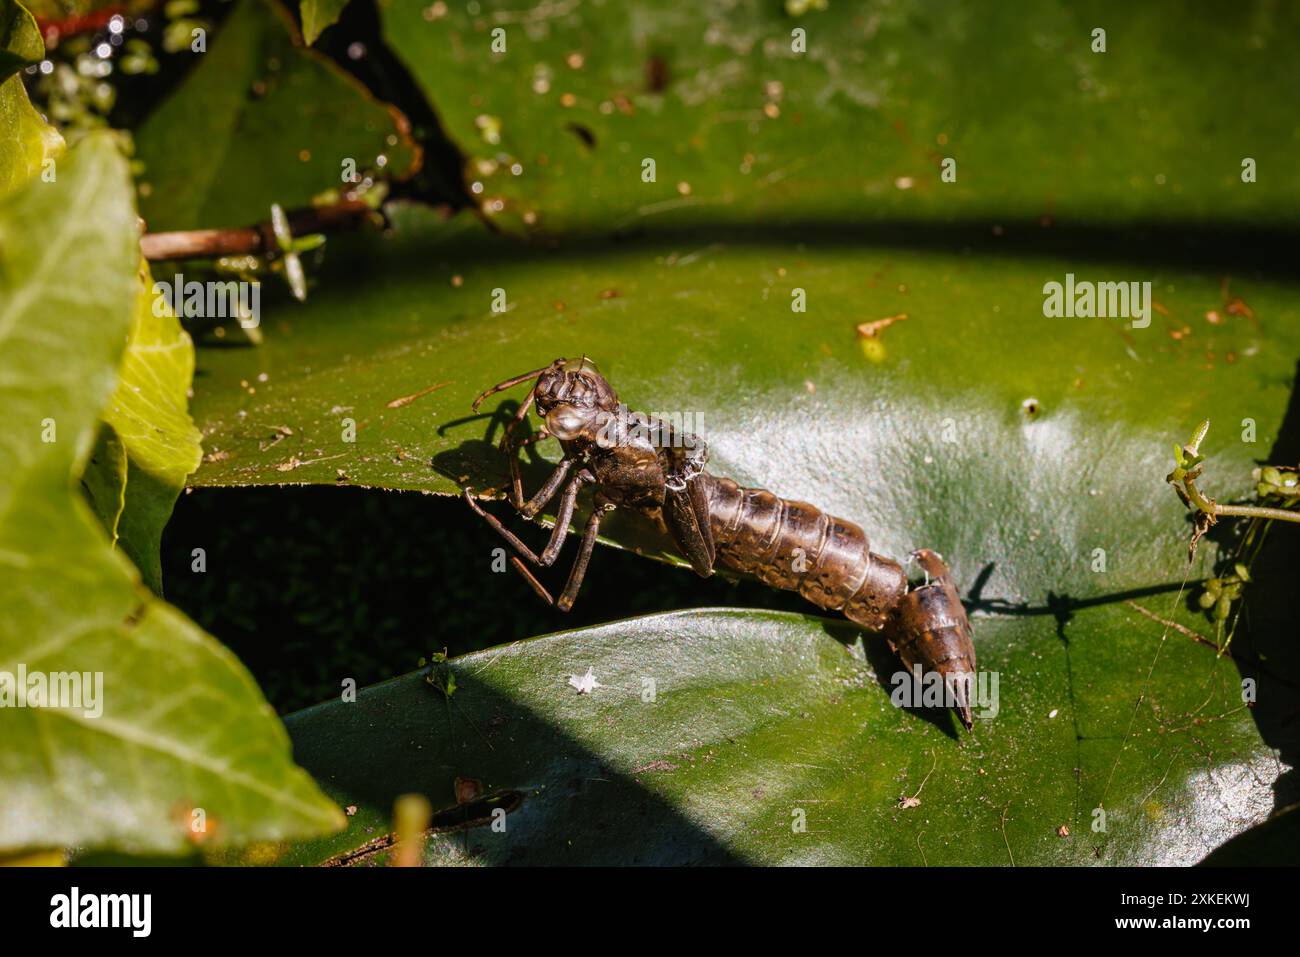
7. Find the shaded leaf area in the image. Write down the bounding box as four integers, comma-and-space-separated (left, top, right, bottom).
274, 606, 1276, 866
381, 0, 1300, 236
0, 132, 343, 855
0, 0, 62, 199
189, 204, 1300, 607
133, 0, 417, 232
81, 261, 204, 594
160, 485, 828, 713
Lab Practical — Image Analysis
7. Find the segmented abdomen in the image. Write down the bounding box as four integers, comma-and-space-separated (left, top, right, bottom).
698, 474, 907, 631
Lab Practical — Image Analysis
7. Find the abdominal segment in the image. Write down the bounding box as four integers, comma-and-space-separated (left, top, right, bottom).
698, 475, 907, 631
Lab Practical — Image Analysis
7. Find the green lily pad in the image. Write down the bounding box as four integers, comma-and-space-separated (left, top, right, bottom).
276, 604, 1274, 865
133, 0, 417, 232
380, 0, 1300, 235
188, 203, 1300, 605
0, 131, 343, 856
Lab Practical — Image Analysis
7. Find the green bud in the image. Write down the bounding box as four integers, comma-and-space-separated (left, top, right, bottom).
1213, 594, 1233, 621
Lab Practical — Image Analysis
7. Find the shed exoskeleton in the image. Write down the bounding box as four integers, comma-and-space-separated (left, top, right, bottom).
464, 357, 978, 728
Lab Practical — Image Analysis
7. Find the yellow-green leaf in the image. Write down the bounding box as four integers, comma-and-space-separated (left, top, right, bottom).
0, 131, 343, 856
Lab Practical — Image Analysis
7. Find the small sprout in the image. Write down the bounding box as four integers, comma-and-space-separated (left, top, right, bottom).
267, 203, 325, 302
270, 203, 292, 251
424, 651, 457, 698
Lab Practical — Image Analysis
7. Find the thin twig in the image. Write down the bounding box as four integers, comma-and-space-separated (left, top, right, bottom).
139, 199, 377, 262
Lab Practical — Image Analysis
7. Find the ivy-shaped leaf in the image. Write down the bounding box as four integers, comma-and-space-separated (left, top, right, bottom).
133, 0, 417, 231
0, 131, 343, 856
0, 0, 63, 199
82, 260, 205, 594
300, 0, 348, 45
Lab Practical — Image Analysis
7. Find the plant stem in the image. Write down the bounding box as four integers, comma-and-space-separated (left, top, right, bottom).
139, 199, 375, 262
1183, 477, 1300, 525
1207, 502, 1300, 523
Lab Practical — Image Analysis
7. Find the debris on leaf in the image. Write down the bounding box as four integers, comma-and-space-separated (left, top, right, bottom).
631, 760, 678, 774
454, 776, 483, 804
386, 380, 450, 409
568, 667, 601, 694
856, 313, 907, 339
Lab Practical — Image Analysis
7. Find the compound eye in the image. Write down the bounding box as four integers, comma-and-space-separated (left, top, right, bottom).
546, 406, 588, 440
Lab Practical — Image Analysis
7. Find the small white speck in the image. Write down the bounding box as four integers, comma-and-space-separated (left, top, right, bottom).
568, 668, 601, 694
1048, 709, 1059, 719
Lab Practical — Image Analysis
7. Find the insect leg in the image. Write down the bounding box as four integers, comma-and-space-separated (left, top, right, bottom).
464, 467, 589, 567
503, 428, 552, 510
508, 501, 611, 611
464, 489, 549, 565
555, 502, 613, 612
508, 556, 556, 604
498, 387, 537, 454
519, 455, 572, 518
538, 471, 589, 564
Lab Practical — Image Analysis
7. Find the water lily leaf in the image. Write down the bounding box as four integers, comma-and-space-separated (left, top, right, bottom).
277, 605, 1275, 866
0, 131, 343, 855
188, 204, 1300, 605
380, 0, 1300, 235
133, 0, 417, 231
